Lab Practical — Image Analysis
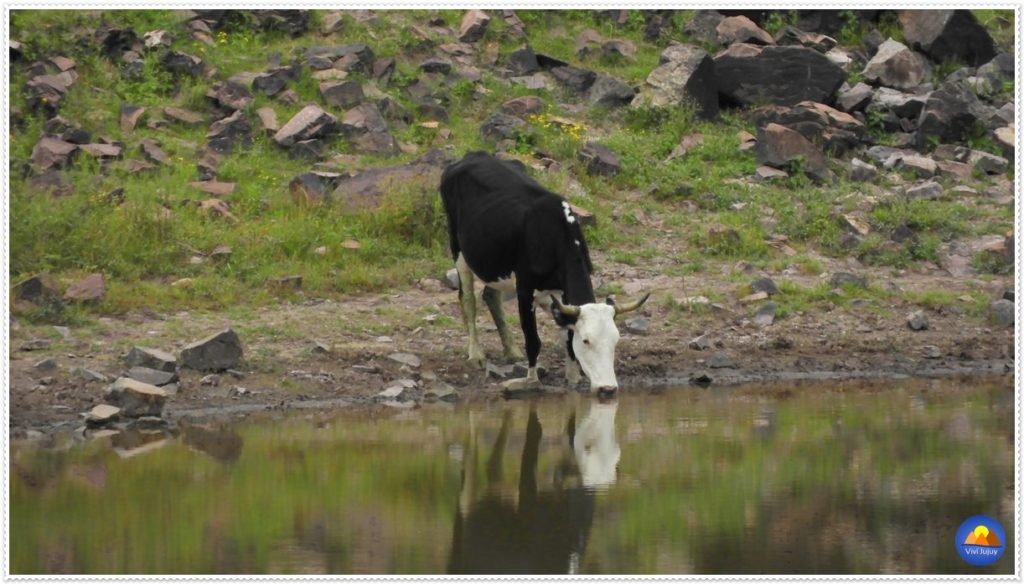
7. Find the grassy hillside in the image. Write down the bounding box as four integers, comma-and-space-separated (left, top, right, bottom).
8, 9, 1015, 323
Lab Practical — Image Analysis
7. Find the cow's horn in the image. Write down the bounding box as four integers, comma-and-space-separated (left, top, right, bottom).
551, 295, 580, 317
612, 293, 650, 315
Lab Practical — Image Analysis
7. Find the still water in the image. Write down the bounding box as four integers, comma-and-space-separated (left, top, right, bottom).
10, 376, 1015, 575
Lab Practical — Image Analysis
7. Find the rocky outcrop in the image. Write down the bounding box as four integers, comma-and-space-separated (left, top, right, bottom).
714, 44, 845, 106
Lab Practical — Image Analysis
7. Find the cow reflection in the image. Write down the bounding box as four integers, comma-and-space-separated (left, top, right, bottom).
448, 401, 619, 574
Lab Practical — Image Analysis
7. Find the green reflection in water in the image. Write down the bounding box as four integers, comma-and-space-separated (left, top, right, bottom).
10, 376, 1014, 575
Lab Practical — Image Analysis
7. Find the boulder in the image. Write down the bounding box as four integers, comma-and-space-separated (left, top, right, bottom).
12, 273, 61, 303
120, 104, 145, 132
125, 346, 177, 373
63, 273, 104, 302
27, 73, 73, 112
899, 154, 938, 178
304, 44, 374, 73
990, 299, 1014, 326
290, 171, 343, 205
206, 80, 253, 111
500, 96, 545, 118
139, 138, 168, 165
578, 142, 620, 176
714, 44, 845, 106
968, 150, 1009, 175
480, 112, 526, 141
900, 10, 997, 67
274, 105, 340, 147
160, 51, 203, 76
251, 10, 310, 36
684, 10, 724, 45
508, 45, 541, 75
755, 123, 834, 183
164, 106, 205, 127
86, 404, 120, 426
836, 82, 874, 113
105, 377, 167, 417
905, 181, 944, 199
862, 39, 931, 91
320, 79, 364, 108
586, 74, 634, 107
458, 9, 490, 43
848, 158, 878, 182
331, 150, 450, 211
180, 328, 243, 371
716, 15, 774, 46
252, 65, 299, 96
866, 87, 928, 120
635, 44, 718, 118
774, 26, 836, 52
907, 311, 929, 331
127, 366, 178, 387
31, 137, 77, 170
255, 107, 279, 134
143, 29, 172, 49
206, 110, 252, 154
551, 65, 597, 93
916, 81, 988, 148
78, 143, 122, 160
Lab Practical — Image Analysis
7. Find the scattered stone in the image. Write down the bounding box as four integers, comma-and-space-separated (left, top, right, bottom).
71, 367, 108, 383
63, 273, 105, 303
689, 372, 713, 385
753, 301, 777, 327
125, 346, 176, 372
586, 74, 635, 107
424, 382, 459, 402
120, 104, 145, 132
740, 291, 769, 304
862, 38, 931, 91
754, 165, 788, 182
900, 9, 996, 67
190, 181, 236, 196
458, 9, 490, 43
387, 353, 421, 369
990, 299, 1014, 326
274, 105, 340, 147
268, 275, 303, 291
86, 404, 120, 426
31, 137, 77, 170
13, 273, 61, 304
969, 150, 1009, 175
689, 334, 713, 351
899, 155, 937, 178
480, 112, 526, 141
127, 366, 178, 387
634, 44, 718, 118
715, 44, 845, 106
916, 81, 988, 149
180, 328, 243, 371
34, 357, 58, 372
707, 351, 735, 369
905, 181, 944, 200
923, 345, 942, 359
255, 107, 279, 134
320, 79, 364, 108
377, 385, 411, 401
551, 65, 597, 93
716, 15, 774, 46
830, 272, 867, 289
200, 374, 220, 387
78, 143, 122, 160
837, 82, 874, 113
206, 79, 254, 111
756, 123, 834, 183
750, 277, 779, 296
444, 268, 460, 290
207, 110, 253, 154
624, 317, 649, 336
311, 340, 332, 354
139, 138, 168, 165
578, 142, 620, 176
161, 50, 204, 77
848, 158, 878, 182
105, 377, 167, 417
252, 65, 299, 96
907, 311, 929, 331
143, 29, 172, 49
500, 96, 545, 118
289, 171, 343, 205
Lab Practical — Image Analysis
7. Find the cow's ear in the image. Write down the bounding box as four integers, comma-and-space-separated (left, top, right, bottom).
551, 305, 578, 327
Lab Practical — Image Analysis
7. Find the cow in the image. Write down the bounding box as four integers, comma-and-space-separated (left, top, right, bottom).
440, 151, 648, 395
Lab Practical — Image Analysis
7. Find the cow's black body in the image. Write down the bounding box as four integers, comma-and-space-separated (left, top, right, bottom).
440, 151, 595, 370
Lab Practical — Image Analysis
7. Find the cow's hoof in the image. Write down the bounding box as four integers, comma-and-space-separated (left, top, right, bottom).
502, 377, 541, 391
467, 346, 486, 368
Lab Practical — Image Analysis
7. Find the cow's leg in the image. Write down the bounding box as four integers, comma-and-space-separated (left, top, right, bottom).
455, 254, 485, 366
482, 286, 523, 362
503, 290, 541, 390
563, 328, 583, 387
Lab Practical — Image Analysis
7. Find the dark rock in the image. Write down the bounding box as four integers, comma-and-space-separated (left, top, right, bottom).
504, 45, 539, 78
968, 150, 1009, 175
27, 73, 73, 113
586, 74, 634, 107
320, 79, 364, 108
714, 44, 845, 106
420, 58, 452, 74
378, 97, 412, 124
907, 311, 929, 331
416, 99, 449, 123
636, 44, 717, 118
991, 299, 1014, 326
290, 139, 325, 160
717, 15, 774, 46
331, 151, 450, 211
251, 10, 310, 37
206, 80, 253, 111
63, 273, 104, 302
753, 301, 777, 327
707, 351, 735, 369
905, 181, 944, 200
31, 137, 77, 170
866, 87, 928, 120
71, 367, 109, 383
900, 9, 997, 67
917, 81, 989, 149
458, 9, 490, 43
685, 10, 726, 45
551, 66, 597, 93
94, 24, 139, 59
500, 96, 545, 118
164, 106, 205, 127
160, 51, 203, 77
340, 103, 388, 135
624, 317, 649, 336
689, 334, 713, 351
690, 372, 713, 385
849, 158, 878, 182
830, 272, 868, 289
480, 112, 526, 141
105, 377, 166, 417
127, 366, 178, 387
290, 171, 342, 205
125, 346, 177, 372
372, 57, 395, 83
34, 357, 58, 372
207, 110, 252, 154
274, 105, 340, 147
252, 65, 299, 96
862, 39, 931, 91
180, 328, 243, 371
751, 277, 779, 295
578, 142, 620, 176
139, 138, 168, 165
756, 123, 833, 183
837, 82, 874, 113
774, 26, 836, 52
78, 143, 122, 160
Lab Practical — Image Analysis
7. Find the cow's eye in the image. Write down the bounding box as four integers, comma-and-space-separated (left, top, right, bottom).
582, 338, 590, 345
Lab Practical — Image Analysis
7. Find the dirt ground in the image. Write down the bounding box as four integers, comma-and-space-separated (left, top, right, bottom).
8, 250, 1015, 437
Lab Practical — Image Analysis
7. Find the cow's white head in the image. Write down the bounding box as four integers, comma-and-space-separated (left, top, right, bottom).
551, 294, 649, 394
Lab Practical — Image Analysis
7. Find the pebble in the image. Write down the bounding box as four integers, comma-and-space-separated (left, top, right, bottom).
907, 311, 929, 331
689, 334, 712, 351
34, 357, 59, 372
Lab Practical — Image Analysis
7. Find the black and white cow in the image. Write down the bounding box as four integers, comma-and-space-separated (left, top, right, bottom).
440, 151, 648, 394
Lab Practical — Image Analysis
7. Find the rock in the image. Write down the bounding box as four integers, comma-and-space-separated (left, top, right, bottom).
634, 44, 718, 118
866, 87, 928, 120
916, 81, 989, 148
624, 317, 649, 336
707, 352, 735, 369
340, 103, 396, 155
689, 334, 713, 351
458, 10, 490, 42
740, 291, 769, 304
923, 345, 942, 359
480, 112, 526, 141
268, 275, 302, 291
34, 357, 58, 372
550, 65, 597, 94
500, 96, 545, 118
990, 299, 1014, 326
905, 181, 944, 199
125, 346, 177, 372
127, 366, 178, 387
289, 171, 343, 205
750, 277, 779, 295
994, 126, 1014, 158
31, 137, 77, 170
907, 311, 929, 331
13, 273, 61, 304
387, 353, 421, 368
508, 45, 540, 76
143, 29, 173, 49
304, 44, 374, 73
753, 301, 777, 326
715, 44, 845, 106
320, 79, 364, 108
71, 367, 108, 383
139, 138, 168, 165
27, 73, 72, 112
63, 273, 104, 302
578, 143, 620, 176
754, 165, 788, 182
899, 155, 938, 178
969, 150, 1009, 175
118, 104, 146, 133
190, 181, 236, 196
689, 372, 713, 385
774, 26, 837, 52
252, 65, 298, 96
900, 10, 997, 67
685, 10, 724, 45
163, 107, 204, 127
206, 110, 252, 154
862, 39, 931, 91
716, 15, 774, 46
837, 82, 874, 113
419, 58, 452, 74
205, 80, 253, 111
78, 143, 122, 160
830, 272, 867, 289
86, 404, 120, 426
180, 329, 243, 371
424, 382, 459, 402
586, 74, 635, 107
161, 50, 203, 76
274, 105, 340, 147
19, 339, 51, 351
756, 123, 833, 183
105, 377, 166, 417
849, 158, 878, 182
255, 107, 279, 134
330, 151, 449, 210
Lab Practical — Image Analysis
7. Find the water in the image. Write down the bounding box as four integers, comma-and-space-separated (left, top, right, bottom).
10, 376, 1014, 575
